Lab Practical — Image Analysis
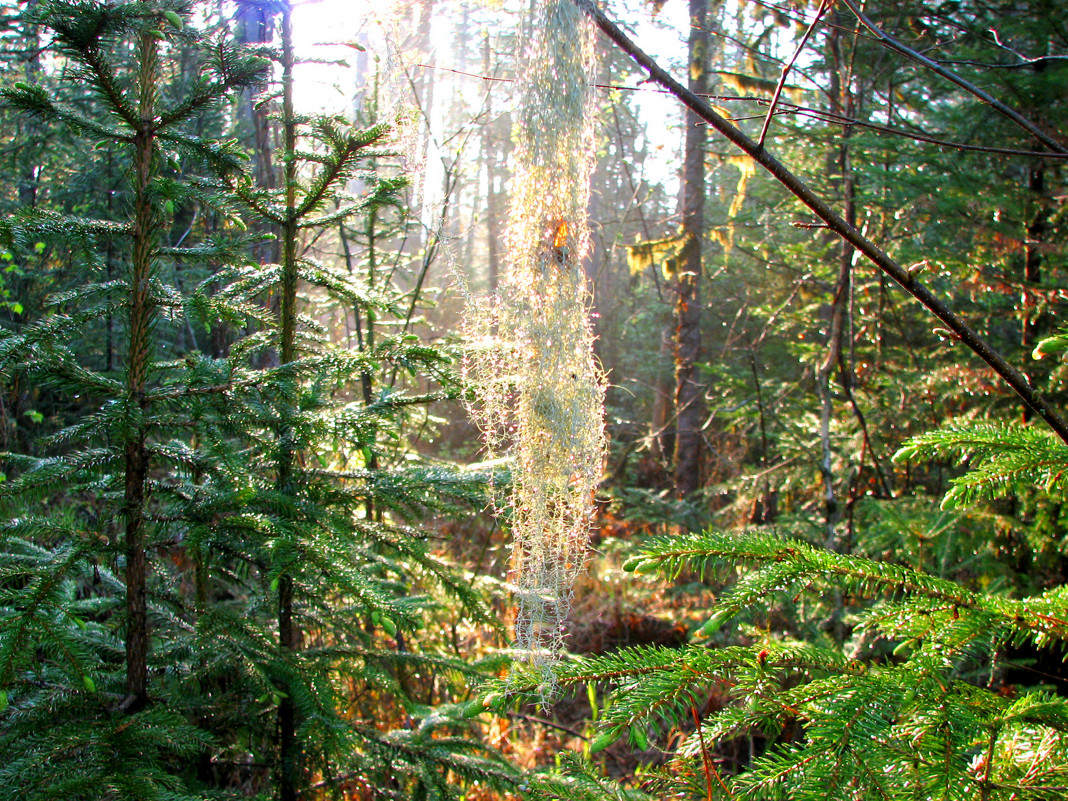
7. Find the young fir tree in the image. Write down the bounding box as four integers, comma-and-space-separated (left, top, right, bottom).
482, 428, 1068, 799
0, 0, 267, 797
0, 1, 520, 798
175, 1, 521, 797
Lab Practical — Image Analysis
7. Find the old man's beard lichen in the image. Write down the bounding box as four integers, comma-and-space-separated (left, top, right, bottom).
462, 0, 605, 676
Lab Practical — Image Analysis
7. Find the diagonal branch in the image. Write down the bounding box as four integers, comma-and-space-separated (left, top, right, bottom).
776, 102, 1068, 159
572, 0, 1068, 445
837, 0, 1067, 155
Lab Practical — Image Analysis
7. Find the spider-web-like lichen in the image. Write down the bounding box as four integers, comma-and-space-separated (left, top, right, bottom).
462, 0, 605, 674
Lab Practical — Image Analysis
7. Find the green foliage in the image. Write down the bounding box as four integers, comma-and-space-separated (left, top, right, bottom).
895, 423, 1068, 510
548, 0, 1068, 790
0, 1, 517, 798
493, 527, 1068, 799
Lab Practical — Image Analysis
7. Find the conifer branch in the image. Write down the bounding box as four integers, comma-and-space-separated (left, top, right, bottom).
144, 377, 260, 402
1, 208, 131, 240
630, 530, 1068, 646
295, 130, 388, 220
0, 86, 134, 142
156, 41, 269, 129
58, 34, 139, 128
894, 423, 1068, 508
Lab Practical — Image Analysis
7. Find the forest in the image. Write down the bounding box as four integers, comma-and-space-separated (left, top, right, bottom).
1, 0, 1067, 799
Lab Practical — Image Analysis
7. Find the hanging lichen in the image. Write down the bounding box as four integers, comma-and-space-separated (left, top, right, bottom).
461, 0, 604, 674
714, 69, 805, 103
626, 232, 695, 280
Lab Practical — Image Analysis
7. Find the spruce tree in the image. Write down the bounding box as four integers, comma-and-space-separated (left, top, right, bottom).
225, 2, 515, 788
0, 1, 521, 798
0, 0, 267, 797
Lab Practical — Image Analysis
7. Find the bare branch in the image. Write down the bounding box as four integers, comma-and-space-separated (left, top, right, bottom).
411, 62, 1068, 160
758, 0, 829, 147
775, 103, 1068, 160
573, 0, 1068, 445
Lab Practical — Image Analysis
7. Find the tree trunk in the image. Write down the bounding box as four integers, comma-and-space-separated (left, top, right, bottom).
1021, 160, 1047, 421
123, 23, 160, 714
235, 0, 279, 268
672, 0, 709, 500
17, 0, 40, 208
651, 317, 675, 465
277, 6, 302, 799
816, 16, 858, 552
482, 33, 504, 293
235, 0, 279, 366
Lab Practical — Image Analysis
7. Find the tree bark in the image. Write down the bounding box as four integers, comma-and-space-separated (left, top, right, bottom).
277, 6, 302, 799
818, 18, 854, 551
651, 320, 675, 464
123, 22, 160, 714
672, 0, 709, 500
17, 0, 40, 208
481, 33, 506, 293
235, 0, 279, 365
1021, 160, 1047, 421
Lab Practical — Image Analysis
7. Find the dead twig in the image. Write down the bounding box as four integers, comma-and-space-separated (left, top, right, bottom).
758, 0, 829, 147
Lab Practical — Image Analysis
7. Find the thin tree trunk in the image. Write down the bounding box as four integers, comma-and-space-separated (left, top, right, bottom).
651, 320, 675, 464
482, 33, 503, 293
819, 18, 854, 552
818, 181, 852, 549
236, 1, 279, 268
123, 23, 160, 714
17, 0, 40, 208
277, 6, 302, 799
406, 0, 436, 262
106, 152, 116, 373
1021, 160, 1047, 421
749, 354, 778, 524
672, 0, 708, 500
361, 206, 377, 408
